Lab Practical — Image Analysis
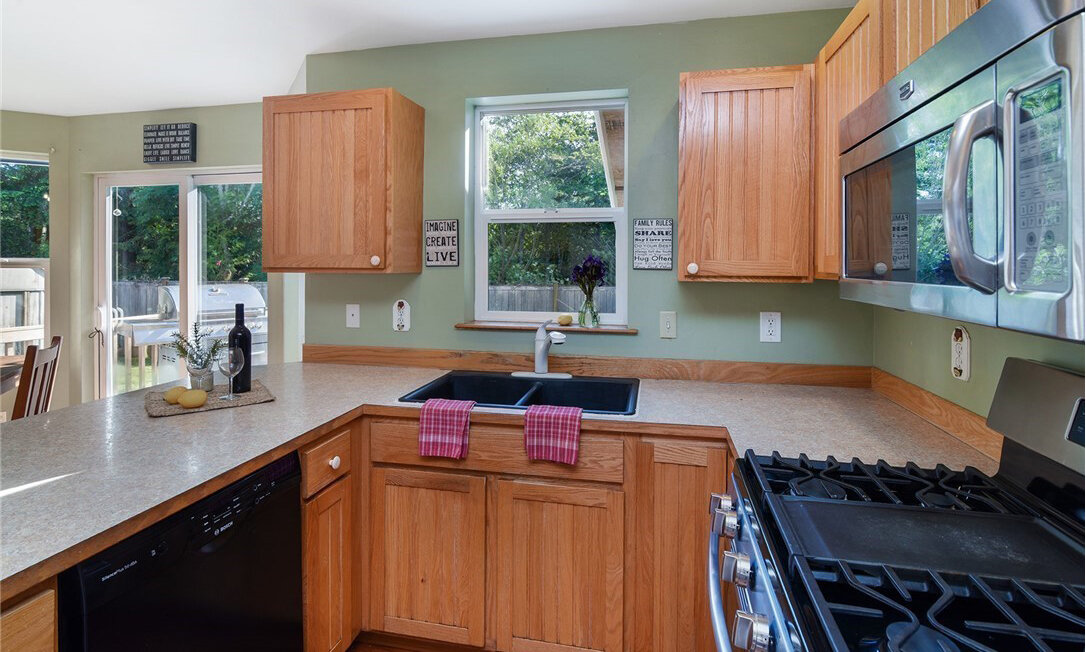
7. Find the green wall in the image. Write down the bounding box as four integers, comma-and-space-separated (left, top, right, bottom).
302, 9, 874, 365
873, 308, 1085, 416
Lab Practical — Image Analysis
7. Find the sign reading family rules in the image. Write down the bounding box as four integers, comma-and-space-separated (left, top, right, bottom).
424, 219, 459, 266
633, 218, 674, 269
143, 123, 197, 163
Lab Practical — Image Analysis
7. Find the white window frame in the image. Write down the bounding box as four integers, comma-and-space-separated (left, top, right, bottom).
473, 99, 629, 325
92, 167, 262, 398
0, 151, 52, 355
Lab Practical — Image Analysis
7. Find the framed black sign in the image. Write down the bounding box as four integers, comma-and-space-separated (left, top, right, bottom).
143, 123, 197, 163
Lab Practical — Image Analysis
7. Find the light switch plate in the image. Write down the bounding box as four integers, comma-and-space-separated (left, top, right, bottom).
393, 299, 411, 332
660, 311, 677, 339
345, 304, 360, 329
760, 312, 781, 343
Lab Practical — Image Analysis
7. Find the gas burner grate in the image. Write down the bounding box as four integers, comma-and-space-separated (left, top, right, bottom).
801, 558, 1086, 651
749, 452, 1042, 516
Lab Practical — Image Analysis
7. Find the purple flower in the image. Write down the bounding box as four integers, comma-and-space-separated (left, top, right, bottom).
571, 255, 608, 298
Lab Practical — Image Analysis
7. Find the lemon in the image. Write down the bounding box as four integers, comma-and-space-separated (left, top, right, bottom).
163, 386, 187, 404
557, 313, 573, 326
178, 389, 208, 409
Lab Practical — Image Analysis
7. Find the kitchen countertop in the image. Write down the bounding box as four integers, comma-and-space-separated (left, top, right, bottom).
1, 362, 997, 587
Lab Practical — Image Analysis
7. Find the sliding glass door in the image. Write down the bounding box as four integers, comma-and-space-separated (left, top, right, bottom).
95, 171, 264, 398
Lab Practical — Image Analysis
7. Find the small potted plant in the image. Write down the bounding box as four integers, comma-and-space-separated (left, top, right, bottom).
570, 254, 607, 328
169, 323, 225, 391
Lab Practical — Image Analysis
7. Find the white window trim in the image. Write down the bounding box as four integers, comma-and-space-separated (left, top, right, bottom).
1, 151, 52, 354
473, 98, 629, 325
92, 167, 261, 398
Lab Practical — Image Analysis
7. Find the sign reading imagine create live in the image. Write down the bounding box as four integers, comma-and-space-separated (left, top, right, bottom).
424, 219, 459, 267
633, 218, 674, 270
143, 123, 197, 163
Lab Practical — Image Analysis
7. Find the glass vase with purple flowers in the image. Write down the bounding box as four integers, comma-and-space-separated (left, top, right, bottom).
571, 255, 607, 328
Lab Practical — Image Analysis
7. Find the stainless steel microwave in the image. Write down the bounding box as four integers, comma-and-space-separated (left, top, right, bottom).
838, 0, 1084, 341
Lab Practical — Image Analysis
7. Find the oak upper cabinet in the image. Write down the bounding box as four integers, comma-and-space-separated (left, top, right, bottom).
814, 0, 883, 279
262, 88, 424, 273
369, 467, 486, 647
633, 441, 730, 652
495, 479, 624, 652
881, 0, 989, 81
303, 477, 352, 652
678, 65, 814, 282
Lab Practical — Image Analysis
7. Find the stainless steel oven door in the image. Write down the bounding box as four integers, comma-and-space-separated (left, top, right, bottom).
839, 65, 1001, 325
998, 15, 1084, 341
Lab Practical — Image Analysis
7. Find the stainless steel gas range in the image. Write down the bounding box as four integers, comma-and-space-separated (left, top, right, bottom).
709, 358, 1085, 651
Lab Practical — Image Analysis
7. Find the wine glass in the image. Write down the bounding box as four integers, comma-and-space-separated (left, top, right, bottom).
217, 347, 245, 401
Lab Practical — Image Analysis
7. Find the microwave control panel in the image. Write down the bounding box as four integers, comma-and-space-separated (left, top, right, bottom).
1011, 74, 1070, 293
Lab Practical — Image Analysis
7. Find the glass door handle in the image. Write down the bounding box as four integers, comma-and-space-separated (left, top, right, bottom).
943, 100, 1000, 294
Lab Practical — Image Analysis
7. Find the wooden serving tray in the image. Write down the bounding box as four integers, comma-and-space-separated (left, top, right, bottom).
144, 380, 275, 417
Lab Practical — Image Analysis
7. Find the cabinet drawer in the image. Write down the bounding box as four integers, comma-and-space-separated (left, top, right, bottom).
369, 418, 624, 483
301, 428, 352, 498
0, 589, 56, 652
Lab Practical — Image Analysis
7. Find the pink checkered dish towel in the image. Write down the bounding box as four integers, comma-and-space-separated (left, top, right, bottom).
524, 404, 583, 465
418, 398, 476, 459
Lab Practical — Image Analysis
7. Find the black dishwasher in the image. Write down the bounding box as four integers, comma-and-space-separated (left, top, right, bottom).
59, 454, 302, 651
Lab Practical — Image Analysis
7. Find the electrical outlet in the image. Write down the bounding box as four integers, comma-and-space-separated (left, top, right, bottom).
345, 304, 360, 329
660, 311, 677, 339
951, 325, 971, 381
760, 312, 781, 343
393, 299, 411, 332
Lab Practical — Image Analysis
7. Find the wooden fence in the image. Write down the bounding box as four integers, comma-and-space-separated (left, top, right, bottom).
112, 281, 269, 318
488, 285, 615, 313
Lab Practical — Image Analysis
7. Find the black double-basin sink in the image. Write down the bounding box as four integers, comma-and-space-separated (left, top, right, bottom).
399, 371, 639, 415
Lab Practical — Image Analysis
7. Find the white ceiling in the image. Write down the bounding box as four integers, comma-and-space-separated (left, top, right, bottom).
1, 0, 851, 117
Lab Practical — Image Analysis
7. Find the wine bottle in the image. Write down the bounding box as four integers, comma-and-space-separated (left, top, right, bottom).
228, 303, 252, 393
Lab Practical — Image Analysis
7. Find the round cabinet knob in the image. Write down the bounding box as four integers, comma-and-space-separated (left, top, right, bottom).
874, 261, 888, 275
732, 611, 771, 652
722, 551, 753, 588
329, 455, 341, 470
370, 255, 382, 267
711, 508, 740, 539
687, 262, 699, 275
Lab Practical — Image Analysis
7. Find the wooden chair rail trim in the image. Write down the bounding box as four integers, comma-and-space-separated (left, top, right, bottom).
872, 368, 1003, 462
303, 344, 873, 388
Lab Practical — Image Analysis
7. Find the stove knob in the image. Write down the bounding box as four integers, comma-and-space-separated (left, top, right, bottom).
732, 611, 771, 652
709, 492, 733, 513
722, 551, 752, 588
711, 508, 739, 539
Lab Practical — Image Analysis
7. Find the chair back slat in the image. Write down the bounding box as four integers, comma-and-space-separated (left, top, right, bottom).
12, 336, 63, 420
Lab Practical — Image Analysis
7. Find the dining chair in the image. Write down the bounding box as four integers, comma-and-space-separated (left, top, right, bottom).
11, 336, 63, 421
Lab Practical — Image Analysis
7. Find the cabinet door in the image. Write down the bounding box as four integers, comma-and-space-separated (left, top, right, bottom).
678, 65, 813, 282
495, 480, 624, 652
263, 90, 388, 271
815, 0, 883, 279
882, 0, 988, 82
370, 467, 486, 646
0, 589, 55, 652
304, 476, 352, 652
634, 441, 730, 652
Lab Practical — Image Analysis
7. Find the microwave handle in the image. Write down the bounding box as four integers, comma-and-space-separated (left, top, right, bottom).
943, 100, 1000, 294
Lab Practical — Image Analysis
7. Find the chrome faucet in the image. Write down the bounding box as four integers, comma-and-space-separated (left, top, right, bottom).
512, 320, 571, 378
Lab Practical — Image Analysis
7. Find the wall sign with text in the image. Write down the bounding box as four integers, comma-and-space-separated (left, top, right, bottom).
143, 123, 197, 163
633, 218, 674, 270
424, 219, 459, 267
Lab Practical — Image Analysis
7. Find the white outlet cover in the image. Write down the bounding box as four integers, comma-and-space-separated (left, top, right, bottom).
760, 311, 781, 343
660, 311, 677, 339
393, 299, 411, 332
951, 325, 971, 381
345, 304, 360, 329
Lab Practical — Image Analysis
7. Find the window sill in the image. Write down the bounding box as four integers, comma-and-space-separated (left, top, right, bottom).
455, 320, 638, 336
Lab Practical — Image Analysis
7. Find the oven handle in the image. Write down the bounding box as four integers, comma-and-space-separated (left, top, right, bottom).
708, 529, 736, 652
943, 100, 1000, 294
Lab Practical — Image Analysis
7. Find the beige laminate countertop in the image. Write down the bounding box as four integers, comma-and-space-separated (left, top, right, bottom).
0, 362, 996, 587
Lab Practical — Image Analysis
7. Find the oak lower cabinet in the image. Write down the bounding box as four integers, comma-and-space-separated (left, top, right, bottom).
0, 587, 56, 652
678, 65, 814, 282
494, 480, 624, 652
634, 441, 731, 652
262, 88, 424, 273
304, 476, 353, 652
369, 467, 487, 647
